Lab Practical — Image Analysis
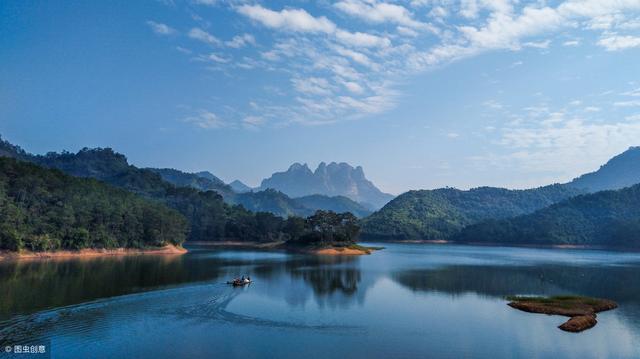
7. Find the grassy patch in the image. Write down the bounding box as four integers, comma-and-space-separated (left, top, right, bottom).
506, 295, 598, 304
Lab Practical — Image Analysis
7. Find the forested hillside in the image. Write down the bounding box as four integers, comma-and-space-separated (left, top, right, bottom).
361, 185, 584, 240
0, 138, 291, 242
454, 185, 640, 247
0, 157, 188, 251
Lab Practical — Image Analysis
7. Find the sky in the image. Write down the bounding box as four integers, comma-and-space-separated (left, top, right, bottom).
1, 0, 640, 195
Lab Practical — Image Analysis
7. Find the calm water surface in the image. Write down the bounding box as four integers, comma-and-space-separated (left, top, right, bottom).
1, 243, 639, 359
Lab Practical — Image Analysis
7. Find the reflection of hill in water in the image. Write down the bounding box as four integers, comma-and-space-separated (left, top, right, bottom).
0, 255, 231, 318
289, 267, 360, 296
393, 264, 640, 303
393, 263, 640, 329
249, 255, 378, 309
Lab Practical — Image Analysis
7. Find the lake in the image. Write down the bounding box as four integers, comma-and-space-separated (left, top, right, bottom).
1, 243, 639, 359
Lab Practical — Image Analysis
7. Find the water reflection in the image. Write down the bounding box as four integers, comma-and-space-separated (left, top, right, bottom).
0, 253, 225, 320
1, 244, 640, 359
392, 263, 640, 302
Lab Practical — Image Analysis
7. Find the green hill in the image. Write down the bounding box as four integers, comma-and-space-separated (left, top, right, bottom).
361, 185, 583, 240
0, 157, 188, 251
0, 137, 289, 242
454, 184, 640, 247
568, 147, 640, 193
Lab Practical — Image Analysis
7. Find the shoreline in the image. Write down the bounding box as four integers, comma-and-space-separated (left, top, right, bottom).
303, 244, 382, 256
187, 241, 284, 249
310, 247, 374, 256
188, 241, 379, 256
0, 244, 187, 261
371, 239, 640, 252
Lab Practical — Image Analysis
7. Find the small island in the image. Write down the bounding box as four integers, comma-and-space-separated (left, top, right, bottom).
507, 295, 618, 332
283, 210, 380, 256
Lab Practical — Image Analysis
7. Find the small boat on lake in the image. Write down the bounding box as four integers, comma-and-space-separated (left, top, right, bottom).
227, 277, 252, 286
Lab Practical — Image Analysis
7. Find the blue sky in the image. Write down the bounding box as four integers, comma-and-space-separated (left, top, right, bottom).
1, 0, 640, 194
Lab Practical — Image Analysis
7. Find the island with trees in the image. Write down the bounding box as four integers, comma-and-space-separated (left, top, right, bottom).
283, 210, 377, 255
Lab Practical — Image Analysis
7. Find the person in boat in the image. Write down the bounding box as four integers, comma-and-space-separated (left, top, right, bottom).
245, 276, 251, 283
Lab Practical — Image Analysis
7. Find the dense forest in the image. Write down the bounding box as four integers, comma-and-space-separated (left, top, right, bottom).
284, 211, 361, 247
0, 139, 288, 242
0, 157, 188, 251
454, 185, 640, 247
361, 185, 584, 240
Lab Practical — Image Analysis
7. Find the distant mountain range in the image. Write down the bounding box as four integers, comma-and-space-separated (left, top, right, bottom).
148, 167, 371, 218
0, 137, 373, 219
259, 162, 394, 209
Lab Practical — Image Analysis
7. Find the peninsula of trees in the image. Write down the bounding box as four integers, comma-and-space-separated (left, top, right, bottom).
0, 157, 187, 252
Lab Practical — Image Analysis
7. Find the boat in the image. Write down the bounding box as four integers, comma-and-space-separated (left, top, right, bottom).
227, 278, 252, 286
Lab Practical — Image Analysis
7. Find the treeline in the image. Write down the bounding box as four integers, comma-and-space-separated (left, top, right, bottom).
0, 157, 188, 251
361, 185, 583, 240
454, 184, 640, 247
283, 211, 360, 246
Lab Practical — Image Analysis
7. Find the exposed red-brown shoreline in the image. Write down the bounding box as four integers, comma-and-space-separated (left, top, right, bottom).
311, 247, 374, 256
0, 244, 187, 261
188, 241, 379, 256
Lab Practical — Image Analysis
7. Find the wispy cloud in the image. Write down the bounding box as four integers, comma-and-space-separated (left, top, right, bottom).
225, 33, 255, 48
188, 28, 221, 45
334, 0, 437, 31
146, 20, 177, 36
237, 5, 336, 33
183, 110, 226, 129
